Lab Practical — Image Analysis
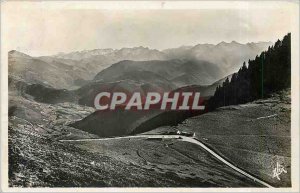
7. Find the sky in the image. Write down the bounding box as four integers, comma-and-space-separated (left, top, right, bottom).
2, 1, 294, 56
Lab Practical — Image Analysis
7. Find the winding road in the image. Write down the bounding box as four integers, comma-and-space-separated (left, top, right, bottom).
60, 134, 274, 188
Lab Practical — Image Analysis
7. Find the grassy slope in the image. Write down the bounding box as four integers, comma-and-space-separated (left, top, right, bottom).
63, 138, 262, 187
145, 89, 291, 187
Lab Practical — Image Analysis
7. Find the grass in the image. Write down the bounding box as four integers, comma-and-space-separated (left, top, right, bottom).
147, 90, 291, 187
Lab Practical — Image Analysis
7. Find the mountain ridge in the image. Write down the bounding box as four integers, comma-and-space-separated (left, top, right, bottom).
8, 40, 272, 90
50, 41, 272, 59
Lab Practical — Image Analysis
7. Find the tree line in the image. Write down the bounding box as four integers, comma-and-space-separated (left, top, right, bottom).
208, 33, 291, 109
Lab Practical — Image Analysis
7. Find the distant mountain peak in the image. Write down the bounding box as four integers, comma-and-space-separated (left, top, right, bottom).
8, 50, 31, 58
9, 50, 23, 55
216, 40, 241, 45
247, 41, 273, 45
231, 40, 241, 44
193, 43, 214, 49
218, 41, 227, 45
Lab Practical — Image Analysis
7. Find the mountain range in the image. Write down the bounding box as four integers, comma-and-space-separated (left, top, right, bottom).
9, 41, 271, 90
94, 59, 223, 87
8, 40, 273, 138
163, 41, 272, 75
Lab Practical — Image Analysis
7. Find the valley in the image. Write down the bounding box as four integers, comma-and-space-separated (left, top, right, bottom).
8, 89, 290, 187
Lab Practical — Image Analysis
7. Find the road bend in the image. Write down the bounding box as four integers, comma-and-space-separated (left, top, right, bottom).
60, 134, 274, 188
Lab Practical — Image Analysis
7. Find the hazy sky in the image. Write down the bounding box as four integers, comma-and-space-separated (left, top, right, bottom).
2, 1, 293, 56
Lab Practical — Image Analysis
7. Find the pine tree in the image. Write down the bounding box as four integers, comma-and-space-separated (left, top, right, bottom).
208, 33, 291, 110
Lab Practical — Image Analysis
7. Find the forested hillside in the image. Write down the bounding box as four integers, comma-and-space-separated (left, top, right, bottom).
209, 33, 291, 109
